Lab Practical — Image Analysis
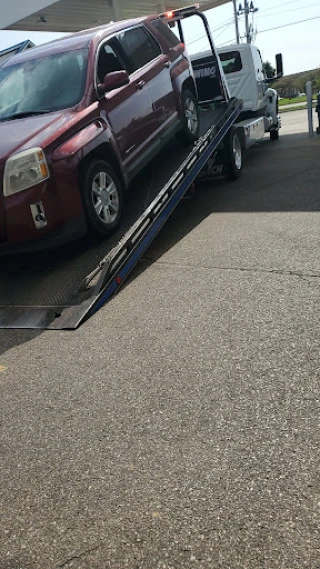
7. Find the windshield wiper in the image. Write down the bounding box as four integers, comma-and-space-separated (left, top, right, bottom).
0, 110, 51, 121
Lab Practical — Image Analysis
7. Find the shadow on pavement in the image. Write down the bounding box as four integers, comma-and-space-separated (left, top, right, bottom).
0, 329, 41, 357
1, 129, 319, 339
124, 130, 320, 274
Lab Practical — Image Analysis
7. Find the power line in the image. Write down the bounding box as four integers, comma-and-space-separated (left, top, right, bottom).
198, 21, 235, 52
217, 38, 236, 47
257, 3, 320, 19
258, 15, 320, 34
213, 18, 235, 33
214, 21, 235, 41
187, 3, 320, 49
187, 18, 234, 46
258, 0, 306, 14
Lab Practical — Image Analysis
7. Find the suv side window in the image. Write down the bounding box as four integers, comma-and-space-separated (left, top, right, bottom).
97, 37, 129, 83
151, 19, 181, 48
118, 26, 161, 73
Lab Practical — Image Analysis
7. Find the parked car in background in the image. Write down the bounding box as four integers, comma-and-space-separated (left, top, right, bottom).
0, 16, 199, 253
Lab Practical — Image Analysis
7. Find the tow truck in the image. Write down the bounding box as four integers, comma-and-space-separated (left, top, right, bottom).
192, 42, 283, 151
0, 4, 244, 330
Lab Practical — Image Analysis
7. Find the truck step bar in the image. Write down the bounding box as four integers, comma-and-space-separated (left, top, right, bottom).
0, 98, 242, 330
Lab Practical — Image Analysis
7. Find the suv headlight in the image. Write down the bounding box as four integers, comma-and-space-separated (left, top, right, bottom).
3, 147, 50, 197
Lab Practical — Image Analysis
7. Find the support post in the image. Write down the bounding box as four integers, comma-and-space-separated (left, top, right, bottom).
109, 0, 124, 21
306, 80, 314, 137
316, 92, 320, 135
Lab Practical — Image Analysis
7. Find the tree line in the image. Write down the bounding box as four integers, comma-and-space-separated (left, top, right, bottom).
263, 61, 320, 98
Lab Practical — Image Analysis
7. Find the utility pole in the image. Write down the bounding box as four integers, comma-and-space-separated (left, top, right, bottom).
238, 1, 258, 44
233, 0, 240, 43
244, 0, 250, 44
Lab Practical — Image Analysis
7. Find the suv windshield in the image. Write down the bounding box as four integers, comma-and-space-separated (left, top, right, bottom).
0, 48, 88, 120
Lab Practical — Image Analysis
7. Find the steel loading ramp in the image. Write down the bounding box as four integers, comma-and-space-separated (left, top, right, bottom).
0, 100, 241, 330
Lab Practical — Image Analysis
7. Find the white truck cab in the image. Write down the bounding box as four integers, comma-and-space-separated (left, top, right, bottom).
217, 44, 283, 139
218, 44, 269, 112
191, 43, 283, 143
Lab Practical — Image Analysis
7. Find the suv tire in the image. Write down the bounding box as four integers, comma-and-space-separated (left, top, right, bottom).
81, 159, 124, 237
176, 89, 200, 145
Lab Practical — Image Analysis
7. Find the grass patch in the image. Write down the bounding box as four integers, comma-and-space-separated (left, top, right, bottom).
279, 95, 317, 106
281, 103, 317, 113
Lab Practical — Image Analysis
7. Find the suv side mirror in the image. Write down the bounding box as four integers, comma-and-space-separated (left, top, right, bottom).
98, 70, 130, 95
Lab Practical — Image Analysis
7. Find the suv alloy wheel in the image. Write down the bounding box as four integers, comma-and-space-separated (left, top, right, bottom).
176, 89, 200, 145
81, 160, 124, 237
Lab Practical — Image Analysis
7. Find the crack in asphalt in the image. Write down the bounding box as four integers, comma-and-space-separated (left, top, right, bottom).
140, 258, 320, 281
58, 545, 101, 568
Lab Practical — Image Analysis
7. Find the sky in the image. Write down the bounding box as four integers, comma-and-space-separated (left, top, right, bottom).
0, 0, 319, 75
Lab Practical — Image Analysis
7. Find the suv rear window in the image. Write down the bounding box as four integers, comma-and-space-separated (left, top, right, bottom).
219, 51, 242, 74
118, 27, 161, 73
151, 19, 181, 48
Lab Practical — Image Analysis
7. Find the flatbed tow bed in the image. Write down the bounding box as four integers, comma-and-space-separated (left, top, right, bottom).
0, 7, 242, 330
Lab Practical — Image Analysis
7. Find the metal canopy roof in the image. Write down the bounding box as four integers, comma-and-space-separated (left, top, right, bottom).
5, 0, 231, 33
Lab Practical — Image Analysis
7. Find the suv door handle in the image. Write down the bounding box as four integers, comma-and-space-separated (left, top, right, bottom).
136, 80, 145, 90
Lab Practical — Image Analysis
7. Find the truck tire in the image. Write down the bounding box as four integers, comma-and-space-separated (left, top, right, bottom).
270, 129, 279, 141
81, 159, 124, 237
224, 130, 242, 180
176, 89, 200, 145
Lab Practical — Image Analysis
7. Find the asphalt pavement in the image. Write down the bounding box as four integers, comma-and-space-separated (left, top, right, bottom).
1, 110, 320, 569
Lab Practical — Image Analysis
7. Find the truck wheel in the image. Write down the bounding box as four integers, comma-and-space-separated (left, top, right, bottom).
224, 131, 242, 180
270, 129, 279, 141
176, 89, 200, 145
81, 160, 124, 237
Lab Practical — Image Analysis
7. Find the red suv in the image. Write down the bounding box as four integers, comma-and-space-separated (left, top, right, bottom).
0, 16, 199, 253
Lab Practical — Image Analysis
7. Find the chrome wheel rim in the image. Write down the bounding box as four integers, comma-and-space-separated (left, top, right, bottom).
184, 97, 198, 134
91, 171, 120, 225
233, 135, 242, 170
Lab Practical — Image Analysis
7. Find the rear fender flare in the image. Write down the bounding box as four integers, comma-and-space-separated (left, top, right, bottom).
171, 61, 195, 113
